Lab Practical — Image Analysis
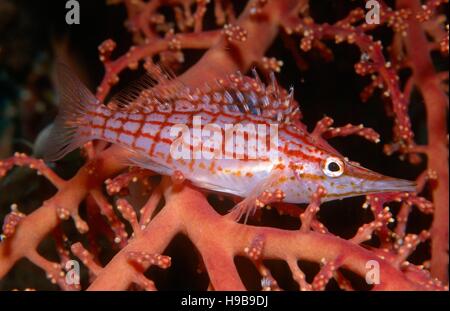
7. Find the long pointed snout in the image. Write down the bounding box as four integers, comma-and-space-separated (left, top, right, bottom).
346, 162, 416, 194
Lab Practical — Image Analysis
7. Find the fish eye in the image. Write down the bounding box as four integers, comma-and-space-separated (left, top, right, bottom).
322, 157, 344, 177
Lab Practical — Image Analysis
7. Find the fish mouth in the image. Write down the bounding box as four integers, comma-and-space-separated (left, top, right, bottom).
346, 162, 416, 194
361, 178, 417, 194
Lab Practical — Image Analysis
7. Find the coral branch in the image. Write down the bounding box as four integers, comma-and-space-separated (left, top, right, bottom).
0, 153, 64, 188
71, 242, 103, 277
96, 31, 221, 100
398, 0, 449, 282
88, 183, 436, 290
312, 116, 381, 144
0, 145, 128, 278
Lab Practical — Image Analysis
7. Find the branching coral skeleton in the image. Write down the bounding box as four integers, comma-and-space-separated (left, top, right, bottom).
0, 0, 448, 290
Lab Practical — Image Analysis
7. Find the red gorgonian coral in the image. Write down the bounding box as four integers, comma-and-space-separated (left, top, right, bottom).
0, 0, 448, 291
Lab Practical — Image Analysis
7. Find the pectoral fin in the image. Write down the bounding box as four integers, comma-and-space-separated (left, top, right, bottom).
117, 148, 173, 176
228, 170, 286, 223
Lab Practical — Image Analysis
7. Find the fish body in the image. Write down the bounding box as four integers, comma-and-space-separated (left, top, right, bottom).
43, 64, 415, 217
89, 103, 276, 198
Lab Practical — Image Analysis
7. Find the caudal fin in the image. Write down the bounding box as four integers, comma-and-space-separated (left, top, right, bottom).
40, 63, 98, 161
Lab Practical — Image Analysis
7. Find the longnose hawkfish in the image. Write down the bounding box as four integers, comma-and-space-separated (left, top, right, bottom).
42, 63, 416, 221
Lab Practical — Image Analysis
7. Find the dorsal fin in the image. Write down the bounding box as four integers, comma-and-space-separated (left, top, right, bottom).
197, 68, 300, 125
107, 66, 301, 125
108, 62, 186, 111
